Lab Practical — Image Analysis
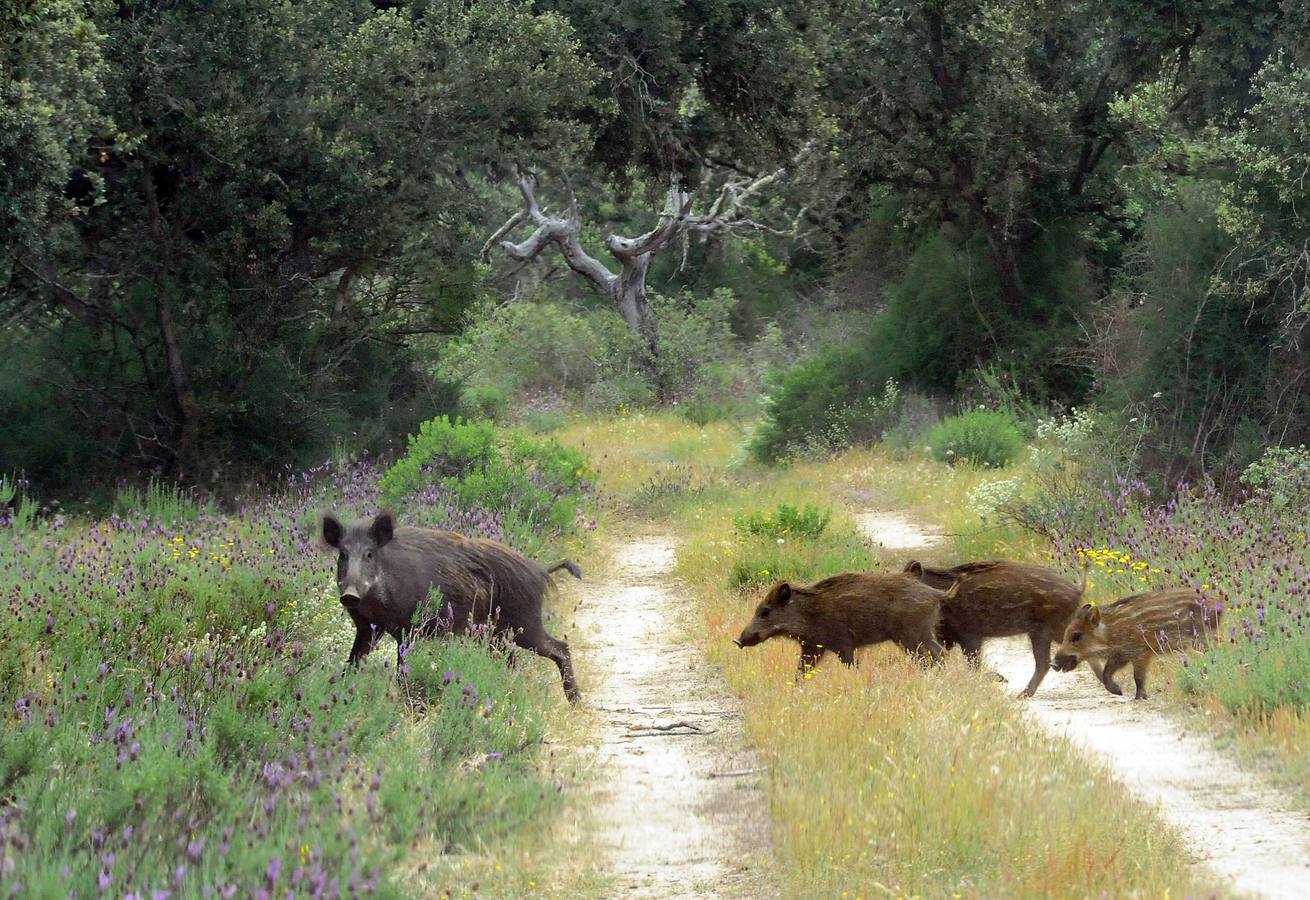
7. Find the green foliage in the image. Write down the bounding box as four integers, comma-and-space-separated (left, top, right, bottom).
749, 347, 869, 463
928, 410, 1025, 468
1240, 445, 1310, 508
3, 0, 600, 490
112, 480, 211, 524
0, 475, 37, 530
1097, 185, 1282, 477
435, 297, 649, 415
380, 416, 591, 551
727, 528, 878, 593
733, 503, 831, 541
650, 289, 741, 399
438, 290, 761, 420
535, 0, 818, 178
0, 0, 107, 252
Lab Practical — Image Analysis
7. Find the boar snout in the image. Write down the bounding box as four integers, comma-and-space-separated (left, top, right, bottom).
339, 588, 363, 609
1051, 652, 1078, 672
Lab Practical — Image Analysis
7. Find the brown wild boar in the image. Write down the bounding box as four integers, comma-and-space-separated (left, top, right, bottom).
1051, 588, 1222, 700
904, 559, 1085, 697
733, 573, 945, 675
321, 510, 582, 703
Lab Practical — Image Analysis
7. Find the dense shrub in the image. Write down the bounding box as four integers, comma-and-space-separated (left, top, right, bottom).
1239, 444, 1310, 509
928, 409, 1024, 468
435, 289, 762, 419
749, 349, 897, 462
1094, 186, 1297, 480
379, 416, 592, 551
733, 503, 831, 540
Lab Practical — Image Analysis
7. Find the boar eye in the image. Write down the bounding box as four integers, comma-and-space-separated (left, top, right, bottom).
758, 607, 770, 618
1070, 631, 1083, 643
364, 549, 374, 562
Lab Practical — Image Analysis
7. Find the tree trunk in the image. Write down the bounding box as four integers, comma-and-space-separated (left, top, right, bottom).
613, 259, 664, 397
154, 290, 198, 472
143, 169, 198, 473
971, 204, 1028, 319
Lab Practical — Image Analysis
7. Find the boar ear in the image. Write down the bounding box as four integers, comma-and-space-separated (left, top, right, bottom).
1085, 604, 1102, 626
370, 510, 395, 547
322, 513, 343, 549
904, 560, 923, 578
774, 582, 792, 606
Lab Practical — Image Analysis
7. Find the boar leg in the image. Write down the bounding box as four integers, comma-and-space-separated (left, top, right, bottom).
1019, 631, 1053, 697
1130, 655, 1151, 700
1099, 653, 1127, 696
897, 633, 943, 666
513, 624, 581, 704
796, 642, 826, 678
957, 634, 984, 668
346, 613, 380, 667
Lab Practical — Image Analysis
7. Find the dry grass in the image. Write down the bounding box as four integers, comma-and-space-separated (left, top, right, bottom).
559, 413, 1224, 899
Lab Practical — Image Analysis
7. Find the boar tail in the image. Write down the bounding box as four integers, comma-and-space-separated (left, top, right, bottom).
547, 559, 583, 580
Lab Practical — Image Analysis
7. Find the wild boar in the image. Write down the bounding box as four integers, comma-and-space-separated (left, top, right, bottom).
904, 559, 1085, 697
733, 573, 945, 675
1051, 588, 1222, 700
321, 510, 582, 703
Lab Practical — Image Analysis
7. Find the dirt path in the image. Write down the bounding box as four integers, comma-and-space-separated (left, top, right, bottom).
566, 534, 772, 897
858, 512, 1310, 900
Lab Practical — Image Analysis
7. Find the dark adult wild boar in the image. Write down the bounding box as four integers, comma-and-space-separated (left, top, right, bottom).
1052, 588, 1222, 700
321, 510, 582, 703
904, 559, 1085, 697
733, 573, 945, 675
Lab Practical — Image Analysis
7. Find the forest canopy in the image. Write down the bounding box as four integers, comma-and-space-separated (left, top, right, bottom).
3, 0, 1309, 493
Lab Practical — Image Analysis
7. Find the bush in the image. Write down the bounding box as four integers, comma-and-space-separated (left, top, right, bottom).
733, 503, 831, 540
379, 416, 592, 551
726, 529, 879, 593
435, 289, 759, 419
749, 347, 884, 462
928, 409, 1024, 468
1240, 444, 1310, 508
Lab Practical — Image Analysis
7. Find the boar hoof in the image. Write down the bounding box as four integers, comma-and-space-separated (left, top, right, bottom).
1104, 680, 1123, 696
1134, 690, 1148, 701
986, 670, 1006, 683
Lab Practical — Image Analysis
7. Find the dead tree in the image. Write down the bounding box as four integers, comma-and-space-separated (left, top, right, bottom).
482, 148, 814, 378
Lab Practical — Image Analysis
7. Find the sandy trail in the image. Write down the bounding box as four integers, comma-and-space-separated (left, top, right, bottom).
566, 535, 772, 897
859, 512, 1310, 900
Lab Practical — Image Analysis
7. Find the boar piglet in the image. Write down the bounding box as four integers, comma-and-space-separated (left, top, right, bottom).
904, 559, 1085, 697
1052, 588, 1221, 700
322, 510, 583, 703
734, 573, 945, 676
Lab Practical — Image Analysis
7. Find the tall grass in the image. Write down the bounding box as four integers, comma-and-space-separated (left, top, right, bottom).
856, 433, 1310, 815
0, 452, 585, 897
558, 413, 1220, 898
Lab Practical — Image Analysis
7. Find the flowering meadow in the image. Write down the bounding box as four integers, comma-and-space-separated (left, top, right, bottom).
0, 446, 585, 898
1043, 475, 1310, 714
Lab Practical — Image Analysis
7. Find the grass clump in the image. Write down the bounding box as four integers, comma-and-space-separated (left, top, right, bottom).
928, 408, 1025, 467
733, 502, 831, 541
